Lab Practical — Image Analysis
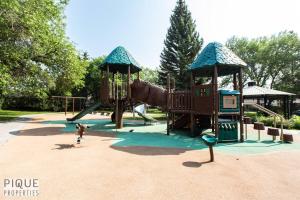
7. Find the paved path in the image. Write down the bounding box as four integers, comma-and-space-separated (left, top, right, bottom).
0, 115, 40, 145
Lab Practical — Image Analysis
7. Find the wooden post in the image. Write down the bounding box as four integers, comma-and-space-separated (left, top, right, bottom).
167, 74, 170, 135
72, 98, 75, 115
190, 72, 195, 135
112, 73, 115, 100
115, 74, 119, 128
100, 70, 103, 101
239, 67, 244, 142
209, 146, 214, 162
283, 96, 288, 118
65, 97, 67, 116
245, 124, 247, 139
233, 73, 237, 90
107, 65, 110, 100
120, 74, 122, 98
127, 66, 131, 99
137, 71, 140, 80
213, 66, 219, 139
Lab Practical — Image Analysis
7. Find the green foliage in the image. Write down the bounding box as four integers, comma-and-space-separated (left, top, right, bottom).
290, 115, 300, 129
158, 0, 203, 89
73, 56, 105, 100
0, 0, 87, 106
244, 111, 258, 122
257, 116, 291, 129
139, 67, 159, 84
245, 112, 300, 130
225, 31, 300, 94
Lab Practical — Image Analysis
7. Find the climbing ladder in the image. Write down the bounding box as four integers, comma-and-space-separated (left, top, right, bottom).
243, 102, 284, 140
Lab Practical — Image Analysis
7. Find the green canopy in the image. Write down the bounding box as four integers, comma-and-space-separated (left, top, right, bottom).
100, 46, 142, 74
190, 42, 247, 76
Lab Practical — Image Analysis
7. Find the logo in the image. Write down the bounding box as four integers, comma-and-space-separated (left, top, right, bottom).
3, 178, 39, 197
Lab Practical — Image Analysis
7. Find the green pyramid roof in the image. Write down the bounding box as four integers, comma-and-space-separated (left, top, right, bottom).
100, 46, 142, 74
190, 42, 247, 76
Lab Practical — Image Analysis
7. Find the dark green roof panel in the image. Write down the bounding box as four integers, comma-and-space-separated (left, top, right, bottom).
100, 46, 142, 73
190, 42, 247, 76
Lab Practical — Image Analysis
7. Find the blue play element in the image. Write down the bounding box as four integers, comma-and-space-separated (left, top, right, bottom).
219, 89, 240, 113
201, 134, 218, 146
100, 46, 142, 73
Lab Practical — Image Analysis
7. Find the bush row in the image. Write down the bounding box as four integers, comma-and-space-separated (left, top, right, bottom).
244, 112, 300, 130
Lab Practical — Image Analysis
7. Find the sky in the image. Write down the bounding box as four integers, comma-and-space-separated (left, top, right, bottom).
65, 0, 300, 69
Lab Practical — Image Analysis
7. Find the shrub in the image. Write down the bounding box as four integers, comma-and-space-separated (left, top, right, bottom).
244, 111, 258, 122
290, 115, 300, 130
256, 116, 291, 129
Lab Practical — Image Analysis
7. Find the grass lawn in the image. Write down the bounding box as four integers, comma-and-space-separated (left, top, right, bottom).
123, 108, 167, 121
0, 110, 48, 122
123, 113, 166, 121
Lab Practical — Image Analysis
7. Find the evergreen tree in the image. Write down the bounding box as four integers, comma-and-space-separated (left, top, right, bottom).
158, 0, 203, 89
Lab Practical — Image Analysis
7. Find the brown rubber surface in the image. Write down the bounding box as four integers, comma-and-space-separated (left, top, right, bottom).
1, 113, 300, 200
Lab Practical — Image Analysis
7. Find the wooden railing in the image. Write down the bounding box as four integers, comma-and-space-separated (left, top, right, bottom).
171, 90, 191, 111
108, 81, 128, 99
244, 102, 284, 140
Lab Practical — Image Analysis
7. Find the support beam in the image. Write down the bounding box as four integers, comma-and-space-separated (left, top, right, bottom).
264, 96, 267, 108
65, 97, 67, 116
115, 76, 119, 128
190, 72, 195, 135
239, 68, 244, 142
100, 71, 103, 101
283, 96, 288, 118
213, 66, 219, 138
167, 74, 170, 135
233, 73, 237, 90
112, 73, 115, 100
127, 66, 131, 99
72, 98, 75, 115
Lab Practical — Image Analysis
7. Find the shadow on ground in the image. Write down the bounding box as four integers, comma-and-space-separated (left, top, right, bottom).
111, 146, 191, 156
182, 160, 212, 168
52, 144, 79, 150
9, 118, 300, 156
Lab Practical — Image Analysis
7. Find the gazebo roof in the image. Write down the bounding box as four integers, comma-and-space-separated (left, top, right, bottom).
190, 42, 247, 76
243, 85, 295, 97
100, 46, 142, 74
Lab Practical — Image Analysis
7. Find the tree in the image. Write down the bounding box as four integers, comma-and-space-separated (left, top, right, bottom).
264, 31, 300, 93
158, 0, 203, 89
73, 56, 106, 101
0, 0, 87, 109
225, 36, 268, 87
139, 67, 159, 84
225, 31, 300, 94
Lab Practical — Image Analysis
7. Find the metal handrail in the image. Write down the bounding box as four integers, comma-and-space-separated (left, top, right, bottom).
243, 102, 284, 141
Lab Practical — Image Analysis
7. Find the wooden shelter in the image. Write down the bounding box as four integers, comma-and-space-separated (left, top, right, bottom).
243, 81, 295, 118
167, 42, 248, 141
99, 46, 142, 128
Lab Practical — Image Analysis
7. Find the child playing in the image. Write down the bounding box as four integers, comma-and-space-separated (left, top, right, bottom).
75, 123, 89, 144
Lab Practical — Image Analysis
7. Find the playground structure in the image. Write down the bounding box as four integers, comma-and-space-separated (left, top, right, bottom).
67, 43, 290, 143
167, 42, 246, 141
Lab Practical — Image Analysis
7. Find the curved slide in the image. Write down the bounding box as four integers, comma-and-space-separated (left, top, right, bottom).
67, 102, 102, 121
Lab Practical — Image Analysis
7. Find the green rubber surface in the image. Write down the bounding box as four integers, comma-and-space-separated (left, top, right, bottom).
43, 119, 300, 155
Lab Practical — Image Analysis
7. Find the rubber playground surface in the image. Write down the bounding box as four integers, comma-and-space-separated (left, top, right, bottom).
44, 117, 300, 155
1, 113, 300, 200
